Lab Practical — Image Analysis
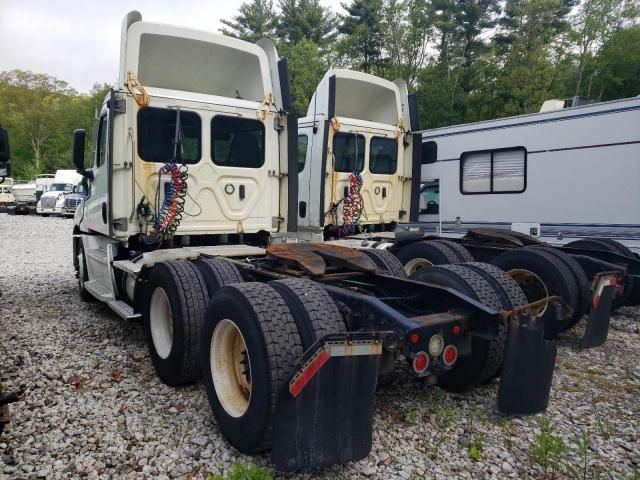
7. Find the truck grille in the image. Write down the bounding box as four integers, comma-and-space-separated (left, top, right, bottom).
41, 197, 57, 209
64, 197, 82, 210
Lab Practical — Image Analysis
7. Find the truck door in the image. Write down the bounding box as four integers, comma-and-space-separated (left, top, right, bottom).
361, 134, 403, 226
297, 128, 312, 227
82, 110, 111, 236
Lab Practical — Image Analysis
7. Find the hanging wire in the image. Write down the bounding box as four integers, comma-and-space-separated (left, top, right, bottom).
143, 108, 189, 245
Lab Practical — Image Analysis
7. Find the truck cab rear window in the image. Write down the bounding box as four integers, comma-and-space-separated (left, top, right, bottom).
211, 116, 265, 168
369, 137, 397, 174
333, 133, 365, 173
138, 108, 201, 164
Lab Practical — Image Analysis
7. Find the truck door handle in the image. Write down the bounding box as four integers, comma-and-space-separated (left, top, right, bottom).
299, 201, 307, 218
239, 185, 245, 200
382, 187, 387, 199
343, 186, 349, 198
101, 202, 107, 224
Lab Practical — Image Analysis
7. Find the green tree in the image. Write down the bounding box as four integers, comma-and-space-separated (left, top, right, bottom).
381, 0, 432, 86
338, 0, 385, 74
277, 0, 336, 47
286, 39, 325, 114
594, 26, 640, 100
0, 70, 77, 177
495, 0, 575, 115
570, 0, 638, 97
220, 0, 278, 42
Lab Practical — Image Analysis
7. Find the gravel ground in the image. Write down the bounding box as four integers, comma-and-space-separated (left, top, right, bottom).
1, 214, 639, 480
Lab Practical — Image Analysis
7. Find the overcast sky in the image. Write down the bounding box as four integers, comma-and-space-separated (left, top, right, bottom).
0, 0, 345, 93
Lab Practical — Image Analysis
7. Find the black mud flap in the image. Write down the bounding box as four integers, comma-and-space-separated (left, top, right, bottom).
271, 333, 384, 472
581, 275, 617, 349
497, 316, 557, 415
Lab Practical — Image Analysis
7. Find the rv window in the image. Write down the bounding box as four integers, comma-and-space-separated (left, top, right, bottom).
298, 135, 308, 173
460, 147, 526, 194
138, 108, 201, 164
333, 133, 365, 173
370, 137, 398, 174
211, 116, 265, 168
422, 141, 437, 164
96, 115, 108, 168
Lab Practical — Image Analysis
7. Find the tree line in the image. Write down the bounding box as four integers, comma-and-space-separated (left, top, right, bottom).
1, 0, 638, 180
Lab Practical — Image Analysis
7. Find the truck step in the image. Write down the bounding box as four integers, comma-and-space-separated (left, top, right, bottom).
83, 280, 114, 301
85, 248, 109, 265
108, 300, 141, 320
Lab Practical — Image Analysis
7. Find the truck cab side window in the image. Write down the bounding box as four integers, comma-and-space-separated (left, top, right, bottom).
138, 107, 202, 164
211, 116, 265, 168
96, 115, 108, 168
333, 133, 365, 173
297, 135, 308, 173
370, 137, 397, 174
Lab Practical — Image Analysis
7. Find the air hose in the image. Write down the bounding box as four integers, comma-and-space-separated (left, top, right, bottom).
337, 172, 364, 237
143, 162, 188, 245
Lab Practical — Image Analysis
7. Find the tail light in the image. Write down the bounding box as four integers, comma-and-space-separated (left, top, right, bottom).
442, 345, 458, 367
412, 351, 430, 374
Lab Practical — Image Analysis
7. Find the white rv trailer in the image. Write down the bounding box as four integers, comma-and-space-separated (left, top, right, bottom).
417, 96, 640, 253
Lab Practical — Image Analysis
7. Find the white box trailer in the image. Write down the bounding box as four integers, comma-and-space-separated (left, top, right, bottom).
416, 96, 640, 253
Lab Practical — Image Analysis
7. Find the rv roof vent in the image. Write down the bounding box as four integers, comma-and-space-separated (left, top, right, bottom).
539, 99, 565, 112
539, 96, 593, 113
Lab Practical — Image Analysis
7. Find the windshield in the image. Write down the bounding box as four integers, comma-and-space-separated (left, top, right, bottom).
50, 183, 73, 192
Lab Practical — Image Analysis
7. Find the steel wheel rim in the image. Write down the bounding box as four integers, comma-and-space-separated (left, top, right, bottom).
507, 269, 549, 316
150, 287, 173, 359
404, 257, 433, 275
211, 319, 252, 418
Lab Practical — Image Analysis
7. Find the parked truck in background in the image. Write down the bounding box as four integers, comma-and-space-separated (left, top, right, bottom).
0, 177, 15, 213
297, 69, 635, 342
61, 11, 581, 471
36, 170, 84, 216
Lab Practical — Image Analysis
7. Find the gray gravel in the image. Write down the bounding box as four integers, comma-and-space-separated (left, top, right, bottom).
1, 214, 639, 479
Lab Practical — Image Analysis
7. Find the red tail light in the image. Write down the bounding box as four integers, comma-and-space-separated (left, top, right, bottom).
442, 345, 458, 367
412, 351, 429, 374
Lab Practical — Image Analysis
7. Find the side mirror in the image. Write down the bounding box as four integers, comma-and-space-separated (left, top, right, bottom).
72, 129, 93, 180
0, 127, 11, 180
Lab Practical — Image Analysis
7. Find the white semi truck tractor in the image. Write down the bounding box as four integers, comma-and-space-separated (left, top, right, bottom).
67, 11, 597, 471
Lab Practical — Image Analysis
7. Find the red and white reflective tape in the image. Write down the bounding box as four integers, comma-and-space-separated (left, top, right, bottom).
593, 276, 618, 309
289, 340, 382, 398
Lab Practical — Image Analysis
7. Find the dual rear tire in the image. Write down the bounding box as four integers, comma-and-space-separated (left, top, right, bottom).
201, 278, 345, 453
410, 262, 527, 391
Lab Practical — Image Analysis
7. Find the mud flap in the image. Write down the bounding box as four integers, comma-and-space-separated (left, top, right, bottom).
271, 333, 384, 471
581, 276, 617, 349
497, 316, 557, 414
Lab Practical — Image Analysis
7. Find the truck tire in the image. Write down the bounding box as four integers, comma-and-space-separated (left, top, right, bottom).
432, 240, 475, 262
201, 283, 303, 453
463, 262, 528, 310
529, 246, 590, 328
395, 240, 460, 276
565, 238, 640, 306
270, 278, 345, 348
361, 249, 407, 278
195, 258, 244, 297
410, 264, 507, 391
144, 261, 208, 386
7, 206, 15, 215
491, 248, 579, 338
77, 241, 96, 303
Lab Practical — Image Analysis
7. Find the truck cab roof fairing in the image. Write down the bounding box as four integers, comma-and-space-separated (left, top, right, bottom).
306, 69, 403, 125
119, 13, 272, 102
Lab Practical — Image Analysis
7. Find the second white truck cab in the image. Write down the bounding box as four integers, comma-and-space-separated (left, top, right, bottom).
37, 170, 83, 216
297, 69, 422, 240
